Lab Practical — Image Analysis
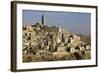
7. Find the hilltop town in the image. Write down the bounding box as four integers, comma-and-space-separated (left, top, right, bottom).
23, 15, 91, 62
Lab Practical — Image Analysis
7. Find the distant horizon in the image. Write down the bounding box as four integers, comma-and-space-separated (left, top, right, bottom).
23, 10, 91, 36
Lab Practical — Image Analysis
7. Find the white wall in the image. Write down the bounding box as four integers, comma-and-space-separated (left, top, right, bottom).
0, 0, 99, 73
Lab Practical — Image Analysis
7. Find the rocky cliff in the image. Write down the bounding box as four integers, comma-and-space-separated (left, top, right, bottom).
22, 23, 91, 62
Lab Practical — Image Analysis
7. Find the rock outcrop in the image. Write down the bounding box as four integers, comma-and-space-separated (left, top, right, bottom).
23, 23, 91, 62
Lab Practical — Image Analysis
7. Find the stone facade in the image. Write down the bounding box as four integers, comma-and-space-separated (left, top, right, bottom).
23, 15, 91, 62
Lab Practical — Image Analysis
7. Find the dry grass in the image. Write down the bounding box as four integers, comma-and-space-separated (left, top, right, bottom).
80, 35, 91, 45
23, 50, 91, 62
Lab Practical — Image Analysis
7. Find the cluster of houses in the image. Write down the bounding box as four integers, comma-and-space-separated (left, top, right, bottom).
22, 15, 91, 62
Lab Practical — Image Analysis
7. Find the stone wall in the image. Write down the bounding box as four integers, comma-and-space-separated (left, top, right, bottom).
23, 23, 91, 62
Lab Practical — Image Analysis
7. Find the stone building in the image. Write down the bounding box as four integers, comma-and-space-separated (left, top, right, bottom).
23, 14, 91, 62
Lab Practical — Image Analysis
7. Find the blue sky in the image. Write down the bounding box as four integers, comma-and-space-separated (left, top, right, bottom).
23, 10, 91, 36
